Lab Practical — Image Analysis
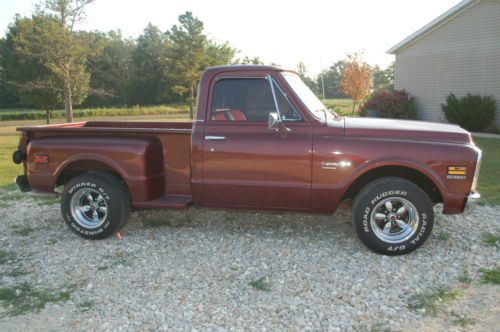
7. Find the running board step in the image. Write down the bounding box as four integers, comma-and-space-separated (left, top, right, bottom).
133, 195, 192, 209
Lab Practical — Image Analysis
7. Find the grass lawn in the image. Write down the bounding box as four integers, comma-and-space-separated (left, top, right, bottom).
323, 98, 359, 116
0, 119, 498, 206
473, 137, 500, 205
0, 104, 188, 122
0, 126, 22, 189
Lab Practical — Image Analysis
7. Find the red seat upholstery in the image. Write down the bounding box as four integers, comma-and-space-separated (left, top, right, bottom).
212, 109, 246, 121
214, 111, 228, 121
230, 109, 246, 121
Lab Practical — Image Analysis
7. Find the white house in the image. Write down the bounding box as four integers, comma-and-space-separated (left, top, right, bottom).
388, 0, 500, 128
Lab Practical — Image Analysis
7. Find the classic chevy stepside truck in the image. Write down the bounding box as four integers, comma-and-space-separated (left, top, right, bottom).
12, 65, 482, 255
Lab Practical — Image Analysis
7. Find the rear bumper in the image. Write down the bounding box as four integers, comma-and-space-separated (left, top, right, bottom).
14, 175, 58, 197
15, 175, 31, 192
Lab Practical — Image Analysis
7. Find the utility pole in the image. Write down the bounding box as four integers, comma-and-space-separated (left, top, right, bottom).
320, 58, 326, 102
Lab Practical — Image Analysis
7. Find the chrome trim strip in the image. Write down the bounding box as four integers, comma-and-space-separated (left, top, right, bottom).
205, 135, 226, 141
267, 75, 282, 122
471, 146, 482, 191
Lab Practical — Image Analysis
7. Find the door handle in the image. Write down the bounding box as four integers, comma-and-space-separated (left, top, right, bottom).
205, 135, 226, 141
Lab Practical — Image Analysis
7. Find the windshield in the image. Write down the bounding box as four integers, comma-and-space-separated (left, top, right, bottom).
282, 72, 338, 120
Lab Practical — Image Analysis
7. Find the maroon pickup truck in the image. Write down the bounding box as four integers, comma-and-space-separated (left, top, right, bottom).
12, 65, 482, 255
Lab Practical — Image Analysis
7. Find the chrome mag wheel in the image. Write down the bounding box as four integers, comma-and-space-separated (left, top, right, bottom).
370, 197, 419, 244
70, 188, 108, 229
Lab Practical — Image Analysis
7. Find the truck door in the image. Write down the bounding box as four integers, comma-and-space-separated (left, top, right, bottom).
202, 75, 313, 210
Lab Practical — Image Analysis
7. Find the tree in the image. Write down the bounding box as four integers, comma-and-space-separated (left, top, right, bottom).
204, 40, 237, 67
296, 61, 317, 92
316, 60, 346, 99
12, 0, 95, 122
2, 16, 68, 123
0, 38, 22, 108
167, 12, 207, 119
371, 62, 394, 91
339, 53, 372, 115
83, 30, 134, 107
128, 24, 169, 105
240, 56, 264, 65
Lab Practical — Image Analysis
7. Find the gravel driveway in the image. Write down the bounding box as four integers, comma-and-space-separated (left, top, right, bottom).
0, 192, 498, 331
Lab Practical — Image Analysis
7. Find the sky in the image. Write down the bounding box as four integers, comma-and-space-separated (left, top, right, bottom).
0, 0, 460, 75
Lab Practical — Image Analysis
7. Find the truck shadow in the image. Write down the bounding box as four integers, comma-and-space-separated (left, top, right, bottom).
128, 201, 357, 243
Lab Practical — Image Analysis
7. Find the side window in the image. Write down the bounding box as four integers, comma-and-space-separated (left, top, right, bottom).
272, 81, 301, 121
210, 77, 301, 122
211, 78, 275, 122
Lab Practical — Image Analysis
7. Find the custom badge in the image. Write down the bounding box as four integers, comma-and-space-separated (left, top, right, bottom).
447, 166, 466, 179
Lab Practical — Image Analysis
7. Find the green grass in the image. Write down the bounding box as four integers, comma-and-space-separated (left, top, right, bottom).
452, 316, 476, 328
3, 270, 29, 278
0, 250, 16, 265
97, 252, 131, 271
323, 98, 358, 116
0, 127, 22, 188
457, 268, 473, 284
474, 137, 500, 205
11, 225, 34, 237
248, 276, 272, 292
481, 232, 500, 247
0, 104, 188, 121
408, 286, 459, 316
479, 268, 500, 284
437, 232, 451, 241
0, 282, 74, 317
79, 300, 95, 311
33, 196, 60, 206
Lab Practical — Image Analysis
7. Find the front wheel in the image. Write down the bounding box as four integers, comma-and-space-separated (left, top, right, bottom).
352, 177, 434, 255
61, 172, 130, 239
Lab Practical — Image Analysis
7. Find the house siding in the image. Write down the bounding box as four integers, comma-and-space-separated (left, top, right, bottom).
394, 0, 500, 128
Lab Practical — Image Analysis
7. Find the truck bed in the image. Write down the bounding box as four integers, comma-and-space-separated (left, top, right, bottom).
18, 121, 194, 208
17, 120, 192, 134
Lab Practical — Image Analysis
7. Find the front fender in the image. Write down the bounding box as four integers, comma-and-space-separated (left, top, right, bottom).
342, 157, 447, 199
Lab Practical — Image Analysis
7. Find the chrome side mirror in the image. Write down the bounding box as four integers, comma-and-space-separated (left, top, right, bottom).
268, 112, 280, 130
268, 112, 291, 133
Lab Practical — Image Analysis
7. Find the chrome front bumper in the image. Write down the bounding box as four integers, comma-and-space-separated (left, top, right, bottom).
464, 191, 481, 213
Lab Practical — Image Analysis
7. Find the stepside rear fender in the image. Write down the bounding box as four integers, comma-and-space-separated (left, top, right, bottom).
26, 136, 164, 203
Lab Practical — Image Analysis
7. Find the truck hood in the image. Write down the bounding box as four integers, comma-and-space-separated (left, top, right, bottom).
343, 117, 472, 144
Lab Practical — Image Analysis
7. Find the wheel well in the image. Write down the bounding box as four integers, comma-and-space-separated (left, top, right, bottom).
55, 160, 124, 189
342, 166, 443, 203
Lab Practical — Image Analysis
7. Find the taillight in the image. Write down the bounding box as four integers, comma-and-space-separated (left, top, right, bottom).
34, 153, 49, 164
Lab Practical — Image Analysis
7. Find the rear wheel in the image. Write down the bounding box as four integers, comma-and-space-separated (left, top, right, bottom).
61, 172, 130, 239
352, 177, 434, 255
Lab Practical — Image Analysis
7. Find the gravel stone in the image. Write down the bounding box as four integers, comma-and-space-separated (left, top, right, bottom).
0, 196, 498, 331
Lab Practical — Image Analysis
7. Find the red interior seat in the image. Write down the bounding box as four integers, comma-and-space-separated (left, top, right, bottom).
214, 111, 228, 120
230, 109, 246, 121
212, 109, 246, 121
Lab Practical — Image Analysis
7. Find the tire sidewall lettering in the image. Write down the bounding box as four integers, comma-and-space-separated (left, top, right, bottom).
359, 188, 430, 253
64, 179, 113, 236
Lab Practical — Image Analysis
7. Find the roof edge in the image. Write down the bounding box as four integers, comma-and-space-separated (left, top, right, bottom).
387, 0, 478, 54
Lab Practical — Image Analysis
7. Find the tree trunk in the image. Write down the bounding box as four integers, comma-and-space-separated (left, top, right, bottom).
351, 100, 357, 116
63, 72, 73, 123
45, 110, 51, 124
189, 84, 194, 119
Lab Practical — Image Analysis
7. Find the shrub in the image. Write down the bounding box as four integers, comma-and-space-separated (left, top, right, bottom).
442, 93, 496, 132
360, 89, 417, 119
